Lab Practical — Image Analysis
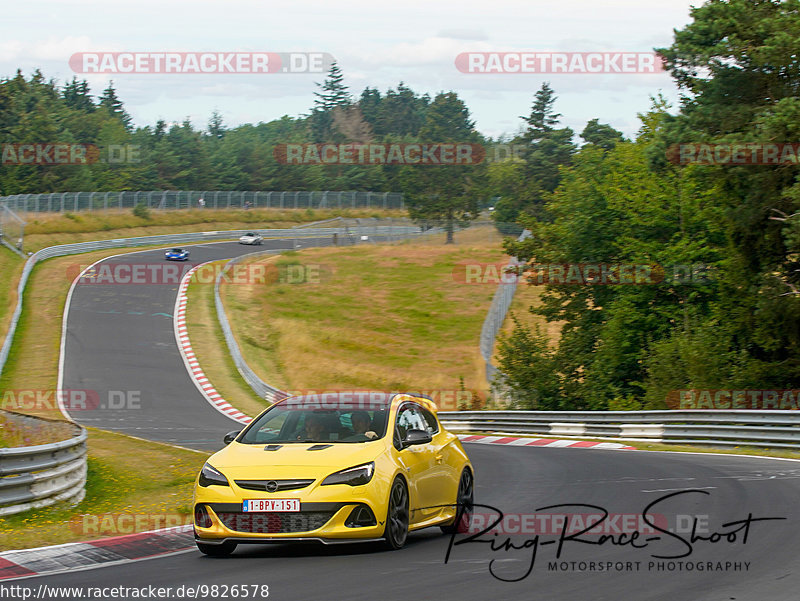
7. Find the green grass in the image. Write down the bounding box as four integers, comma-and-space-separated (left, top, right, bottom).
0, 245, 25, 344
21, 207, 405, 252
0, 246, 210, 549
0, 413, 75, 447
183, 260, 270, 419
0, 427, 207, 551
218, 227, 508, 408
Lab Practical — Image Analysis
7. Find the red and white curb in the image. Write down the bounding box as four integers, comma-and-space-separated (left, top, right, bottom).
0, 526, 194, 581
174, 263, 252, 425
457, 434, 635, 450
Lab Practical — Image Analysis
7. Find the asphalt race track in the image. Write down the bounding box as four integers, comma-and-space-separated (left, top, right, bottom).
37, 236, 800, 600
15, 446, 800, 600
61, 237, 335, 450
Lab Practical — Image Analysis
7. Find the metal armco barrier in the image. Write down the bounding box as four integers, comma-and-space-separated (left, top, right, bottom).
479, 229, 531, 386
0, 224, 421, 381
438, 410, 800, 449
212, 220, 445, 402
0, 412, 87, 516
214, 251, 287, 404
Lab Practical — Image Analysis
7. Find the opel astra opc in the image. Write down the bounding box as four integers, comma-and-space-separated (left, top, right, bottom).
192, 392, 474, 555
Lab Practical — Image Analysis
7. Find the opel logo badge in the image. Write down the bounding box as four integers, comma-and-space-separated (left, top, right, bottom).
265, 481, 279, 493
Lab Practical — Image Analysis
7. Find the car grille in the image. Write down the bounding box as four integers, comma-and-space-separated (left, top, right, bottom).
234, 479, 314, 492
217, 511, 335, 534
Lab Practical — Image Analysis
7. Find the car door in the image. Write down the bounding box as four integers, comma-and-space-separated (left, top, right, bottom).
419, 406, 458, 511
394, 403, 438, 522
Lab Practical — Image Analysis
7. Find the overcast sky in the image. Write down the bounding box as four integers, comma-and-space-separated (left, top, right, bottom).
3, 0, 701, 140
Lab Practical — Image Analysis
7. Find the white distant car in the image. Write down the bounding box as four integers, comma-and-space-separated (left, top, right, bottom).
239, 232, 263, 245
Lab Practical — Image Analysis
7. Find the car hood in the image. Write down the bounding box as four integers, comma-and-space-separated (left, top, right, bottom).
207, 440, 385, 479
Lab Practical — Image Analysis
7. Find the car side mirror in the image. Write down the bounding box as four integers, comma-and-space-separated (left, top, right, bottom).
223, 430, 242, 445
402, 428, 432, 449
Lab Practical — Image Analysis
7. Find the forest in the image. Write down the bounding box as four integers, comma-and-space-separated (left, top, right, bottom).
2, 0, 798, 410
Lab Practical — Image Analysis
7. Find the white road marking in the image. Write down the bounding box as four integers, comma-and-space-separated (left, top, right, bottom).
641, 486, 717, 493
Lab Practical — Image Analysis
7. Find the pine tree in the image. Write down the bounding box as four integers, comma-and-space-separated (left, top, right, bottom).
208, 110, 226, 139
521, 82, 561, 141
99, 81, 132, 130
310, 62, 351, 142
312, 62, 351, 111
62, 77, 95, 113
401, 92, 484, 243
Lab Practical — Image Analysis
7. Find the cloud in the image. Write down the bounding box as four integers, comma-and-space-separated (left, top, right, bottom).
436, 29, 489, 41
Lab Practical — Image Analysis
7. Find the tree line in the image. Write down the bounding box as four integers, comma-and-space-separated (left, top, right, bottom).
0, 63, 613, 238
496, 0, 800, 410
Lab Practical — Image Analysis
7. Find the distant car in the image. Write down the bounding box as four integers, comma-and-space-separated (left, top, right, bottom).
192, 392, 474, 556
165, 248, 190, 261
239, 233, 263, 245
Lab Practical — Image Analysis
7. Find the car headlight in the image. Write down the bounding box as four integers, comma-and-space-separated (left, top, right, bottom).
198, 463, 230, 487
321, 462, 375, 487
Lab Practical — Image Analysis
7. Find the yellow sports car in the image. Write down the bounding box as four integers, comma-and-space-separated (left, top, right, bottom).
193, 392, 474, 555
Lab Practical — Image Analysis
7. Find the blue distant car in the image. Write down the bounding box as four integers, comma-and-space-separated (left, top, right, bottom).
165, 247, 190, 261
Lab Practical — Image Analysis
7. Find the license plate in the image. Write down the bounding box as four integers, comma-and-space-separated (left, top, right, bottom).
242, 499, 300, 512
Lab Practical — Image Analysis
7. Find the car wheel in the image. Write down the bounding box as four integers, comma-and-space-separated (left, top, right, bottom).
441, 468, 473, 535
383, 477, 409, 550
196, 541, 237, 557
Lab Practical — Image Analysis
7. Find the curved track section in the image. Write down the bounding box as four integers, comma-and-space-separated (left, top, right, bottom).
51, 235, 800, 599
16, 445, 800, 600
60, 238, 331, 451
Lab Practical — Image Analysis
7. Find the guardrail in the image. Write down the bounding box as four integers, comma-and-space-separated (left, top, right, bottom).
0, 223, 420, 381
214, 251, 287, 404
0, 412, 87, 516
211, 222, 448, 402
479, 229, 531, 387
438, 410, 800, 449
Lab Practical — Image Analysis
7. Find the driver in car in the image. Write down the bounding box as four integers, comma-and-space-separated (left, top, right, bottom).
298, 413, 327, 441
351, 411, 377, 440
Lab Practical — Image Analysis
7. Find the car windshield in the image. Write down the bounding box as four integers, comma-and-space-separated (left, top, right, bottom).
170, 248, 183, 252
239, 395, 391, 444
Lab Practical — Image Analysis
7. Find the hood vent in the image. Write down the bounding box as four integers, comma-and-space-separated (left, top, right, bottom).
263, 444, 283, 451
307, 444, 332, 451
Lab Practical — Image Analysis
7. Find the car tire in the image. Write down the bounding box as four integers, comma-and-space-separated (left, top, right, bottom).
196, 541, 237, 556
383, 477, 409, 550
440, 468, 473, 535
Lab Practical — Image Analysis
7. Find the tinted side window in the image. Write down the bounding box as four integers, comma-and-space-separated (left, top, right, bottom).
394, 404, 427, 449
419, 407, 439, 434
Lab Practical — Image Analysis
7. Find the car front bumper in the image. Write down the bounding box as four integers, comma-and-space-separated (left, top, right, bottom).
193, 479, 390, 543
